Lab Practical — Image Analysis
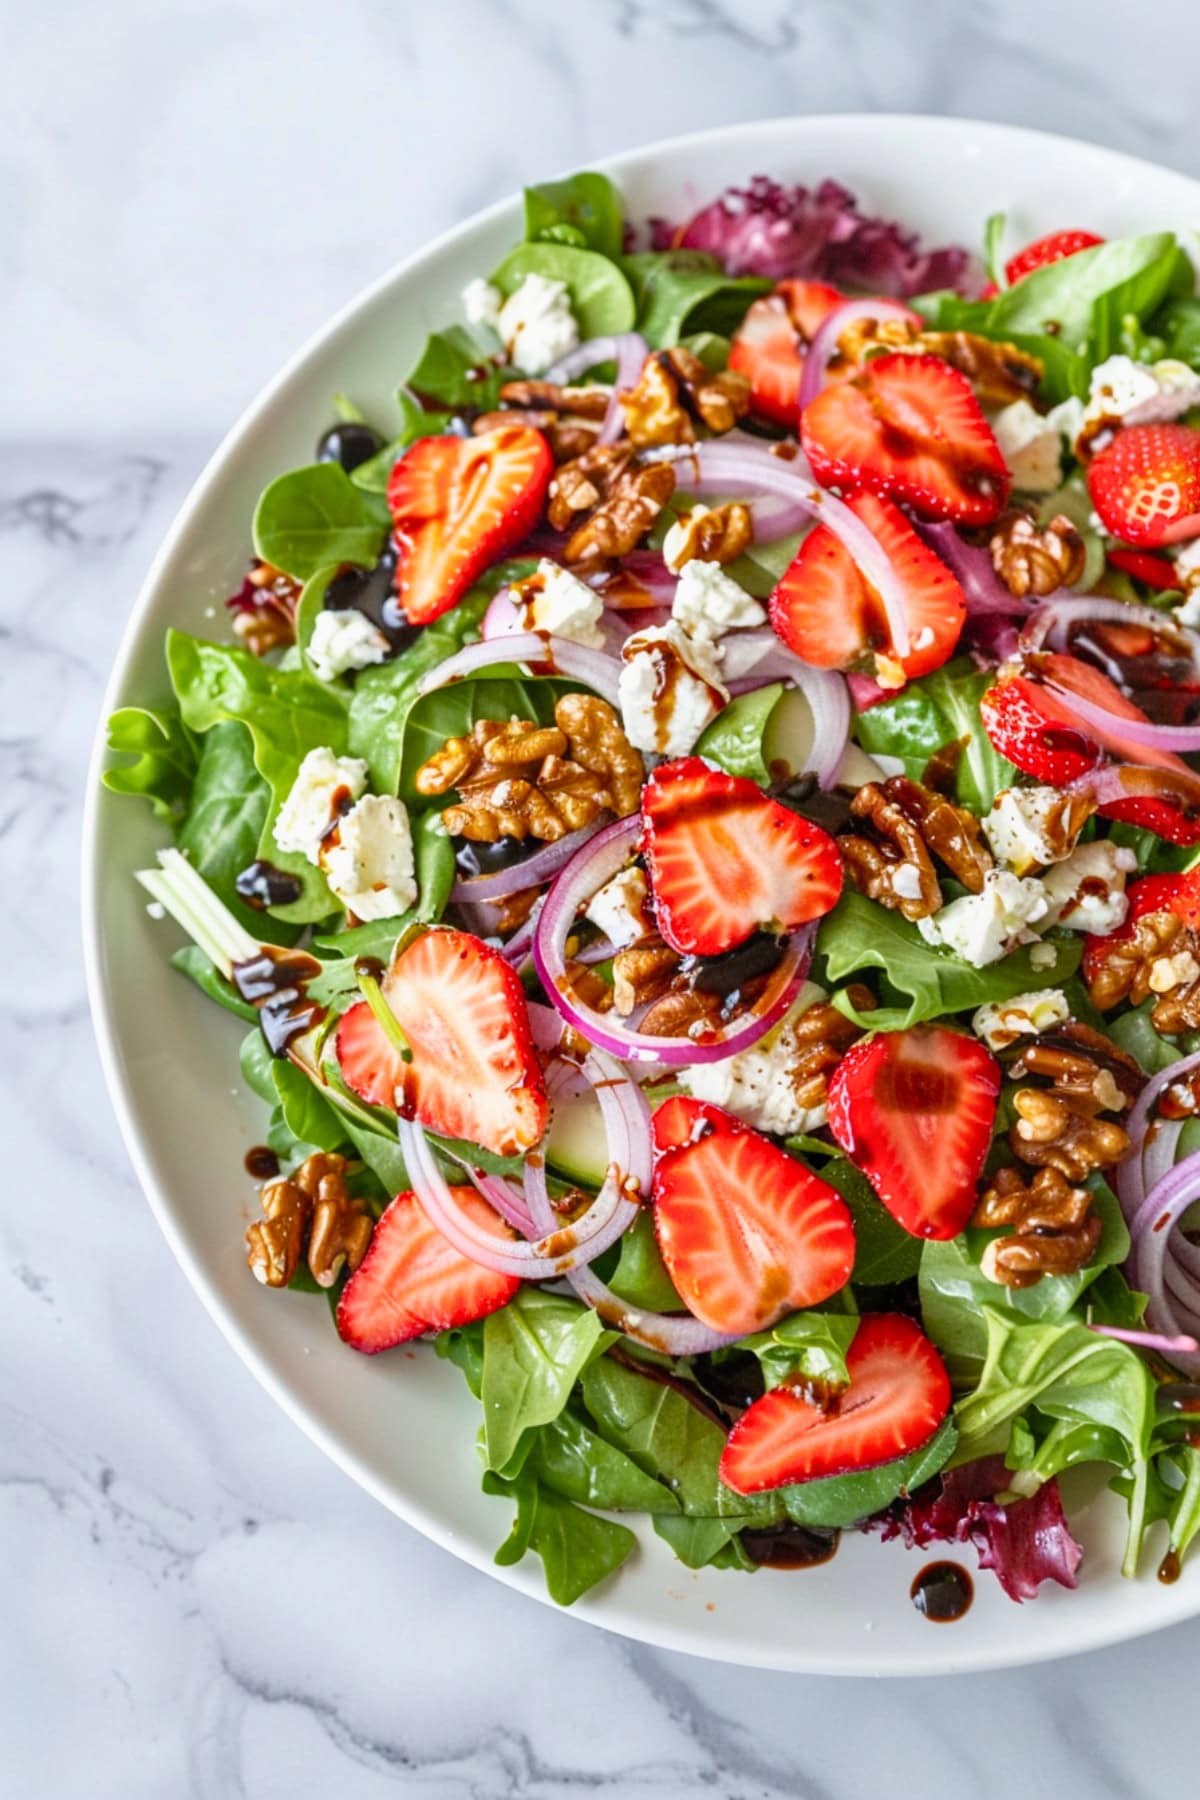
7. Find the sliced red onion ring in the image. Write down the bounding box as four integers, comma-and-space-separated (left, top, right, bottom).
1044, 680, 1200, 756
1128, 1152, 1200, 1375
798, 297, 919, 416
460, 1167, 539, 1239
541, 335, 633, 387
418, 630, 624, 707
1069, 761, 1200, 816
919, 520, 1035, 617
601, 332, 651, 445
482, 585, 523, 640
449, 825, 602, 905
652, 441, 911, 658
1118, 1052, 1200, 1222
591, 549, 677, 606
1089, 1324, 1200, 1354
1022, 594, 1200, 660
532, 813, 814, 1064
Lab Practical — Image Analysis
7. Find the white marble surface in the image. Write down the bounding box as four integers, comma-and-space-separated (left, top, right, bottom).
8, 1, 1200, 1792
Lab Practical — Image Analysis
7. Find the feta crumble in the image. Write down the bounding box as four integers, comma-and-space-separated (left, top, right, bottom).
983, 786, 1078, 875
522, 560, 605, 648
618, 621, 728, 758
680, 982, 831, 1136
307, 608, 390, 683
670, 558, 765, 641
989, 399, 1063, 495
321, 794, 417, 923
1050, 354, 1200, 456
917, 869, 1049, 967
584, 867, 652, 950
462, 277, 502, 332
274, 748, 369, 862
972, 988, 1070, 1052
496, 273, 579, 376
1038, 840, 1136, 935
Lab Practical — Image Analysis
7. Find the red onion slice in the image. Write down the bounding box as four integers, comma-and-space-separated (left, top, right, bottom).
798, 297, 919, 417
1089, 1324, 1200, 1354
449, 825, 602, 906
542, 335, 629, 386
601, 332, 651, 445
1128, 1150, 1200, 1375
418, 631, 624, 708
482, 585, 523, 640
1044, 680, 1200, 757
720, 632, 851, 788
1069, 761, 1200, 815
1022, 594, 1200, 661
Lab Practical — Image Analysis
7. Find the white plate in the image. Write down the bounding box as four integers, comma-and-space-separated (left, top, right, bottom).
84, 115, 1200, 1674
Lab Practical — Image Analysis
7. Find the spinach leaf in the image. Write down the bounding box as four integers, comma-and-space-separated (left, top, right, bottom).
530, 1407, 679, 1512
349, 435, 405, 493
781, 1418, 957, 1530
102, 705, 196, 822
481, 1289, 612, 1474
1107, 998, 1188, 1074
404, 326, 507, 412
174, 719, 284, 934
434, 1318, 486, 1397
854, 658, 1018, 814
607, 1210, 683, 1313
491, 243, 636, 339
169, 945, 258, 1023
817, 890, 1081, 1032
338, 1110, 410, 1197
695, 684, 783, 783
524, 172, 623, 259
347, 587, 491, 794
815, 1154, 923, 1284
1154, 296, 1200, 370
622, 251, 771, 347
987, 232, 1180, 348
239, 1027, 277, 1104
483, 1466, 635, 1604
269, 1058, 347, 1154
735, 1310, 859, 1392
252, 463, 389, 581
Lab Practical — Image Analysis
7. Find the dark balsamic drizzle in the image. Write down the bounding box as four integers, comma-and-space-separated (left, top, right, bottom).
231, 947, 326, 1057
910, 1561, 973, 1622
244, 1145, 280, 1179
739, 1523, 839, 1570
234, 859, 303, 910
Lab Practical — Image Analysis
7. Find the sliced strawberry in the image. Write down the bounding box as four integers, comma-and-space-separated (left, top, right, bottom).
651, 1094, 745, 1155
769, 491, 965, 684
337, 928, 547, 1156
641, 757, 844, 957
1087, 424, 1200, 549
980, 673, 1104, 785
1036, 652, 1191, 774
387, 425, 553, 626
336, 1189, 519, 1354
826, 1027, 1000, 1241
1082, 868, 1200, 992
801, 352, 1010, 526
1107, 547, 1182, 590
1004, 228, 1105, 287
720, 1313, 951, 1494
728, 279, 844, 427
653, 1126, 854, 1335
1096, 790, 1200, 845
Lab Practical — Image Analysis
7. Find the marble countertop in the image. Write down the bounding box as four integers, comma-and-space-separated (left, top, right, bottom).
8, 1, 1200, 1792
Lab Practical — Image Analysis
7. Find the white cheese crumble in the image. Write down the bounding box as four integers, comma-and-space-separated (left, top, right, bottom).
618, 620, 728, 758
523, 559, 605, 648
321, 794, 417, 923
989, 399, 1063, 494
670, 558, 765, 641
983, 786, 1077, 875
1050, 355, 1200, 456
1174, 539, 1200, 614
1038, 840, 1136, 935
496, 273, 579, 375
972, 988, 1070, 1052
583, 867, 652, 950
274, 747, 369, 862
307, 608, 390, 683
462, 277, 502, 332
680, 982, 830, 1137
917, 869, 1050, 967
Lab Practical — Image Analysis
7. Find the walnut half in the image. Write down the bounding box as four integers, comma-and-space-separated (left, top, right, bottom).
246, 1151, 373, 1289
973, 1166, 1101, 1288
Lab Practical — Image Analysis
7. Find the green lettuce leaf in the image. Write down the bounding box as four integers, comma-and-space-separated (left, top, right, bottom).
403, 325, 509, 412
102, 705, 197, 822
252, 463, 389, 580
853, 657, 1018, 814
481, 1289, 613, 1475
734, 1310, 859, 1392
621, 250, 770, 346
524, 172, 623, 259
483, 1465, 635, 1604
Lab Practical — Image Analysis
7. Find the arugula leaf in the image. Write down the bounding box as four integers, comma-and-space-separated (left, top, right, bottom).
815, 1154, 923, 1285
854, 657, 1018, 814
252, 463, 389, 580
403, 325, 507, 411
735, 1310, 858, 1392
169, 945, 258, 1023
524, 172, 623, 259
622, 250, 771, 346
347, 587, 491, 794
530, 1407, 679, 1513
102, 705, 196, 822
781, 1418, 957, 1530
481, 1289, 612, 1474
818, 890, 1081, 1032
483, 1466, 635, 1603
490, 243, 636, 339
606, 1210, 683, 1313
695, 684, 783, 784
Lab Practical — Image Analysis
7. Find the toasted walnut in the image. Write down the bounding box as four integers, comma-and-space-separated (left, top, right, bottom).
547, 443, 678, 564
555, 692, 645, 817
640, 986, 724, 1039
1006, 1024, 1140, 1180
1010, 1089, 1130, 1181
990, 511, 1087, 599
663, 501, 754, 571
840, 777, 992, 919
917, 331, 1044, 407
246, 1151, 372, 1290
497, 379, 611, 420
787, 988, 876, 1109
228, 561, 301, 656
472, 378, 612, 463
834, 314, 921, 368
1084, 907, 1200, 1033
612, 941, 680, 1016
973, 1165, 1101, 1288
561, 960, 614, 1015
619, 348, 751, 449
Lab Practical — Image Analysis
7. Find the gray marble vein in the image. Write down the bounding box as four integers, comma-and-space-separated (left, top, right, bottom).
5, 1, 1200, 1793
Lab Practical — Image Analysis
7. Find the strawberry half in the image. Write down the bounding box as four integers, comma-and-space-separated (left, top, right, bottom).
720, 1313, 951, 1494
1087, 424, 1200, 549
641, 757, 844, 957
337, 928, 547, 1156
336, 1188, 520, 1354
1107, 547, 1182, 591
651, 1094, 744, 1155
801, 351, 1010, 526
653, 1125, 855, 1335
1004, 228, 1105, 287
826, 1026, 1000, 1241
984, 653, 1192, 781
769, 491, 965, 684
387, 425, 553, 626
728, 279, 844, 427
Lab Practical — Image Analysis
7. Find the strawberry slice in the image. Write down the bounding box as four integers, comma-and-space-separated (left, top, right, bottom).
1004, 228, 1105, 287
336, 1188, 520, 1354
1107, 547, 1182, 590
1082, 867, 1200, 993
387, 425, 553, 626
728, 279, 844, 427
826, 1027, 1000, 1241
1096, 786, 1200, 845
641, 757, 844, 957
991, 652, 1192, 777
337, 928, 547, 1156
719, 1313, 951, 1494
653, 1125, 855, 1335
1087, 424, 1200, 549
801, 352, 1010, 526
769, 491, 965, 684
980, 673, 1103, 785
651, 1094, 744, 1155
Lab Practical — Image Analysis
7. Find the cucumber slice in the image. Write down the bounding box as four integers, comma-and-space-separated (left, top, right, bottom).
762, 685, 817, 778
545, 1090, 610, 1188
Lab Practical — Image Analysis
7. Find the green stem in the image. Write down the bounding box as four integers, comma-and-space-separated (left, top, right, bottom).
355, 967, 412, 1063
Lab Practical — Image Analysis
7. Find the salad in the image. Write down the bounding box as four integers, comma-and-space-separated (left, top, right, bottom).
105, 169, 1200, 1613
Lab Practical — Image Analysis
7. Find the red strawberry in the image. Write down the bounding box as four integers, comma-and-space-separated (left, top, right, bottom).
1096, 788, 1200, 845
980, 673, 1104, 785
1082, 867, 1200, 993
1107, 547, 1182, 590
338, 928, 547, 1156
769, 491, 965, 684
1035, 652, 1190, 774
651, 1094, 744, 1155
1004, 228, 1105, 287
826, 1027, 1000, 1241
653, 1126, 855, 1335
387, 425, 553, 626
641, 757, 844, 957
1087, 424, 1200, 549
728, 279, 844, 427
336, 1189, 519, 1354
801, 352, 1010, 526
720, 1313, 951, 1494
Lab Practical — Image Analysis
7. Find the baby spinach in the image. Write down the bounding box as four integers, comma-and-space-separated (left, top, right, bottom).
735, 1310, 859, 1392
397, 673, 570, 802
695, 683, 783, 784
269, 1058, 347, 1154
781, 1418, 957, 1530
481, 1288, 613, 1475
816, 1155, 923, 1285
169, 945, 258, 1023
103, 705, 196, 823
622, 250, 771, 347
1154, 295, 1200, 370
252, 463, 389, 581
606, 1210, 683, 1313
853, 658, 1018, 814
403, 326, 508, 412
490, 242, 636, 339
174, 719, 291, 936
483, 1465, 635, 1604
817, 889, 1082, 1032
530, 1407, 679, 1513
524, 172, 624, 260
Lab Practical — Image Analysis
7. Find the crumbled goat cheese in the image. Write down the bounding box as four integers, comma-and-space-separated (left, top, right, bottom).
972, 988, 1070, 1052
462, 277, 502, 332
618, 621, 728, 758
274, 748, 369, 862
680, 982, 830, 1136
584, 867, 653, 950
496, 273, 579, 375
983, 786, 1076, 875
307, 608, 390, 683
917, 869, 1049, 967
321, 794, 417, 923
1038, 840, 1136, 935
523, 559, 605, 648
670, 558, 765, 641
989, 399, 1063, 494
1050, 355, 1200, 455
